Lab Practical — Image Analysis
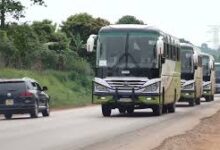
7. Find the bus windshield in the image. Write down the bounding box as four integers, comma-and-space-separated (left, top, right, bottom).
202, 56, 210, 76
180, 47, 194, 73
96, 32, 159, 69
216, 64, 220, 83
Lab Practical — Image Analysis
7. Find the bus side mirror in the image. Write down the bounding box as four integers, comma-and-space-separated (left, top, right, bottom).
193, 53, 198, 70
156, 37, 164, 56
87, 34, 97, 52
209, 60, 214, 70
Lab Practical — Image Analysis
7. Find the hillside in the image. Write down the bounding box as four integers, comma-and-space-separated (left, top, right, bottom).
0, 68, 92, 108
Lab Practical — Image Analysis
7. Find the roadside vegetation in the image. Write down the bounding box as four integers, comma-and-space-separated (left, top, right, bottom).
0, 68, 92, 108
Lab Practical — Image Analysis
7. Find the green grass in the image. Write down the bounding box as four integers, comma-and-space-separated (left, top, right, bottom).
0, 68, 93, 108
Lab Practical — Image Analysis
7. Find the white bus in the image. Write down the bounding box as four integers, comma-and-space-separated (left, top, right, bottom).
179, 42, 203, 106
201, 53, 215, 101
215, 62, 220, 93
87, 25, 181, 116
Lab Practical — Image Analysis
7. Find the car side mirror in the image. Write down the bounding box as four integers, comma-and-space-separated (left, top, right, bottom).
42, 86, 48, 91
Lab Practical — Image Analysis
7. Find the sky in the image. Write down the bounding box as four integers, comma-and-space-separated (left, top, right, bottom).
21, 0, 220, 48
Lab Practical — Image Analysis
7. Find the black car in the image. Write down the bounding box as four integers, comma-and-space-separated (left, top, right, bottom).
0, 77, 50, 119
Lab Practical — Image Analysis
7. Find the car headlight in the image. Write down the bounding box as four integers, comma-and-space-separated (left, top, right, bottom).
204, 84, 211, 89
184, 83, 194, 90
143, 82, 159, 92
94, 83, 109, 92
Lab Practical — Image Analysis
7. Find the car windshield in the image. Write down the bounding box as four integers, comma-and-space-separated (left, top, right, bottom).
202, 56, 210, 76
96, 31, 159, 69
0, 81, 26, 92
180, 47, 194, 73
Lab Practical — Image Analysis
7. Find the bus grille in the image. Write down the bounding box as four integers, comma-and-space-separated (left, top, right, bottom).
106, 80, 146, 90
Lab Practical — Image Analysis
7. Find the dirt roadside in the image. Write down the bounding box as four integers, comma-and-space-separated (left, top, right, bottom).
153, 110, 220, 150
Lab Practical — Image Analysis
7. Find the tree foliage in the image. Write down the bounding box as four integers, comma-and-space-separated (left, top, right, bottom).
116, 15, 144, 24
61, 13, 110, 67
0, 0, 45, 28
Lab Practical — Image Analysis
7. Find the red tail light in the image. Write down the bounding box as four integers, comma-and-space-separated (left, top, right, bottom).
20, 91, 33, 97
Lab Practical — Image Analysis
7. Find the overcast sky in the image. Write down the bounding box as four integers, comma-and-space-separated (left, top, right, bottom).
22, 0, 220, 48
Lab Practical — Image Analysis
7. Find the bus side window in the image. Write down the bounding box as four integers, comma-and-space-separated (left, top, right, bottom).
173, 46, 177, 61
164, 43, 167, 58
177, 47, 180, 61
170, 45, 173, 59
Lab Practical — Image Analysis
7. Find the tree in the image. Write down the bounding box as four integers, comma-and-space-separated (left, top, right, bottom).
61, 13, 109, 67
0, 0, 45, 28
31, 20, 56, 43
116, 15, 144, 24
0, 29, 17, 66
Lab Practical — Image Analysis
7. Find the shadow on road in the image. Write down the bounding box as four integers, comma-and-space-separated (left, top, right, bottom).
111, 111, 163, 118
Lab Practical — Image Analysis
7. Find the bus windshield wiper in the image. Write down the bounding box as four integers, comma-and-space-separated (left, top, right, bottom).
113, 33, 140, 69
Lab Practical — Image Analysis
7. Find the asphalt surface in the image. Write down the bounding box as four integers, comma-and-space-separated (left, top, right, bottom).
1, 95, 220, 150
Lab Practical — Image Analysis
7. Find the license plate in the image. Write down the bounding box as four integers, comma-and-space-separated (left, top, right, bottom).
5, 99, 14, 106
119, 98, 132, 102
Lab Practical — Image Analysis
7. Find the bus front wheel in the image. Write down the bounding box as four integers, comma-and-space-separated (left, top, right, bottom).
102, 104, 111, 117
153, 105, 162, 116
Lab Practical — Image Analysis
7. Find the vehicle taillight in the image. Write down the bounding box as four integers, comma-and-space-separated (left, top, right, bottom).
20, 91, 33, 97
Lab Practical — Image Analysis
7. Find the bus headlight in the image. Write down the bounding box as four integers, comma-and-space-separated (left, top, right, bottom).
94, 83, 109, 92
184, 83, 194, 90
143, 82, 159, 92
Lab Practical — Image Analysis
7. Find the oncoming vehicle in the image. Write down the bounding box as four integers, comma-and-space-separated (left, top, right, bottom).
201, 53, 215, 101
215, 62, 220, 93
179, 42, 203, 106
0, 77, 50, 119
87, 24, 181, 116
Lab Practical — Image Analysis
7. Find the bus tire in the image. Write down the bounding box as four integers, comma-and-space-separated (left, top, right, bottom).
189, 98, 195, 106
102, 104, 111, 117
162, 105, 168, 114
4, 113, 12, 120
195, 98, 201, 105
205, 96, 211, 102
153, 105, 162, 116
168, 103, 176, 113
211, 95, 214, 101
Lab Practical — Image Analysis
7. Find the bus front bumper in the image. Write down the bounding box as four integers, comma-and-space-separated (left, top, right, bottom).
202, 89, 211, 96
179, 89, 195, 102
93, 92, 161, 105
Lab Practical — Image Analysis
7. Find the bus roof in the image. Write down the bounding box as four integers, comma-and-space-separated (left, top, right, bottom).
99, 24, 179, 44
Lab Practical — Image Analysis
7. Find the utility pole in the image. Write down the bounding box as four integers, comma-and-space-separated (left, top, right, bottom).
208, 25, 220, 50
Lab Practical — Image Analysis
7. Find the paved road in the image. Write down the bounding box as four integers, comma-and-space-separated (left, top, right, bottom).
1, 95, 220, 150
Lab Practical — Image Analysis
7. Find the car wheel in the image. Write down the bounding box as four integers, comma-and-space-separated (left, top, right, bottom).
4, 113, 12, 120
118, 107, 126, 114
30, 102, 39, 118
42, 101, 50, 117
102, 104, 111, 117
126, 107, 134, 114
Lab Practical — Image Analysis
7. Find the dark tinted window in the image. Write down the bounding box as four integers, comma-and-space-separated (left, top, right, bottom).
0, 81, 26, 92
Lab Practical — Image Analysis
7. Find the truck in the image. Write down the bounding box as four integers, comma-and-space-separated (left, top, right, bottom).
87, 24, 181, 116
